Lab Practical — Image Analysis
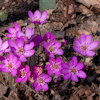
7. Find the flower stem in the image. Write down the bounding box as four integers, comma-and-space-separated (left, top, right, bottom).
0, 73, 9, 87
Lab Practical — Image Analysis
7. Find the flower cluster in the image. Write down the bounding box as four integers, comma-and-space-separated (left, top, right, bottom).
0, 9, 99, 93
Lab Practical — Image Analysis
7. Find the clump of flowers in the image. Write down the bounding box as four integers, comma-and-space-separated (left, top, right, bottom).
33, 73, 52, 92
8, 38, 35, 62
43, 38, 63, 58
45, 57, 63, 76
0, 53, 21, 76
6, 22, 21, 39
61, 56, 87, 82
73, 33, 99, 56
28, 10, 48, 24
16, 65, 31, 83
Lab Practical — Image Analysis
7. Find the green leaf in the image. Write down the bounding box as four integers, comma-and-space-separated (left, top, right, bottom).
39, 0, 56, 13
0, 12, 8, 22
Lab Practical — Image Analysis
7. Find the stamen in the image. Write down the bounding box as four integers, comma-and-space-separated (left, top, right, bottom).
53, 64, 58, 69
8, 63, 12, 69
71, 69, 76, 73
38, 78, 43, 83
49, 47, 54, 52
82, 45, 87, 50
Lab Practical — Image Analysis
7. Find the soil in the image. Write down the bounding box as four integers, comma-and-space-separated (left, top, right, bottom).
0, 0, 100, 100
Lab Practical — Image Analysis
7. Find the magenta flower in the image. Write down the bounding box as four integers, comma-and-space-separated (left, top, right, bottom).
73, 33, 99, 56
33, 73, 52, 92
28, 10, 48, 24
6, 22, 21, 39
15, 65, 31, 83
8, 38, 35, 62
0, 37, 10, 55
17, 27, 34, 43
43, 32, 55, 43
43, 38, 63, 58
32, 35, 42, 47
61, 38, 67, 45
45, 57, 63, 76
61, 56, 87, 82
0, 53, 21, 76
33, 65, 43, 75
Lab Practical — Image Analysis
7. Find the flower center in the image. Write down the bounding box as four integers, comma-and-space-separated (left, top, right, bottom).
8, 63, 13, 69
49, 47, 54, 52
35, 19, 40, 21
82, 45, 87, 50
71, 69, 76, 73
26, 36, 29, 39
19, 48, 23, 54
37, 67, 42, 75
38, 78, 43, 83
21, 70, 26, 78
53, 64, 58, 69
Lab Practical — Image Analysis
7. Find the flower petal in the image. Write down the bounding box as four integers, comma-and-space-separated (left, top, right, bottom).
19, 55, 27, 62
28, 11, 34, 20
45, 65, 51, 70
1, 68, 9, 73
73, 46, 81, 53
55, 71, 62, 76
76, 70, 87, 78
16, 38, 24, 48
61, 69, 69, 74
86, 50, 95, 57
54, 42, 62, 48
0, 37, 2, 46
54, 49, 63, 55
42, 83, 49, 91
48, 70, 53, 75
24, 50, 35, 57
71, 74, 79, 82
35, 85, 41, 92
23, 77, 27, 83
25, 65, 30, 72
40, 11, 48, 22
88, 41, 99, 50
14, 61, 21, 68
14, 22, 21, 31
62, 62, 69, 68
69, 60, 74, 67
16, 32, 25, 38
15, 77, 22, 83
63, 73, 71, 80
24, 42, 34, 50
8, 27, 16, 34
76, 62, 84, 70
86, 35, 92, 44
43, 41, 48, 49
80, 33, 86, 44
33, 81, 38, 87
56, 57, 63, 63
45, 77, 52, 82
33, 10, 41, 20
8, 39, 17, 49
11, 69, 17, 76
74, 38, 81, 47
2, 41, 8, 50
71, 56, 78, 66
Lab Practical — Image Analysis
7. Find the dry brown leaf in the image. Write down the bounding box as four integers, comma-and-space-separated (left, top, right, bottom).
72, 30, 91, 38
77, 0, 100, 8
77, 88, 85, 97
79, 5, 93, 14
0, 83, 8, 96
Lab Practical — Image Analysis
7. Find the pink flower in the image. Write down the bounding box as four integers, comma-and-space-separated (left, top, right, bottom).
73, 33, 99, 56
43, 32, 55, 43
33, 73, 52, 92
6, 22, 21, 39
45, 57, 63, 76
0, 53, 21, 76
15, 65, 31, 83
28, 10, 48, 24
61, 56, 87, 82
32, 35, 42, 47
8, 38, 35, 62
33, 65, 43, 75
17, 27, 34, 43
0, 37, 10, 55
43, 38, 63, 58
61, 38, 67, 45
